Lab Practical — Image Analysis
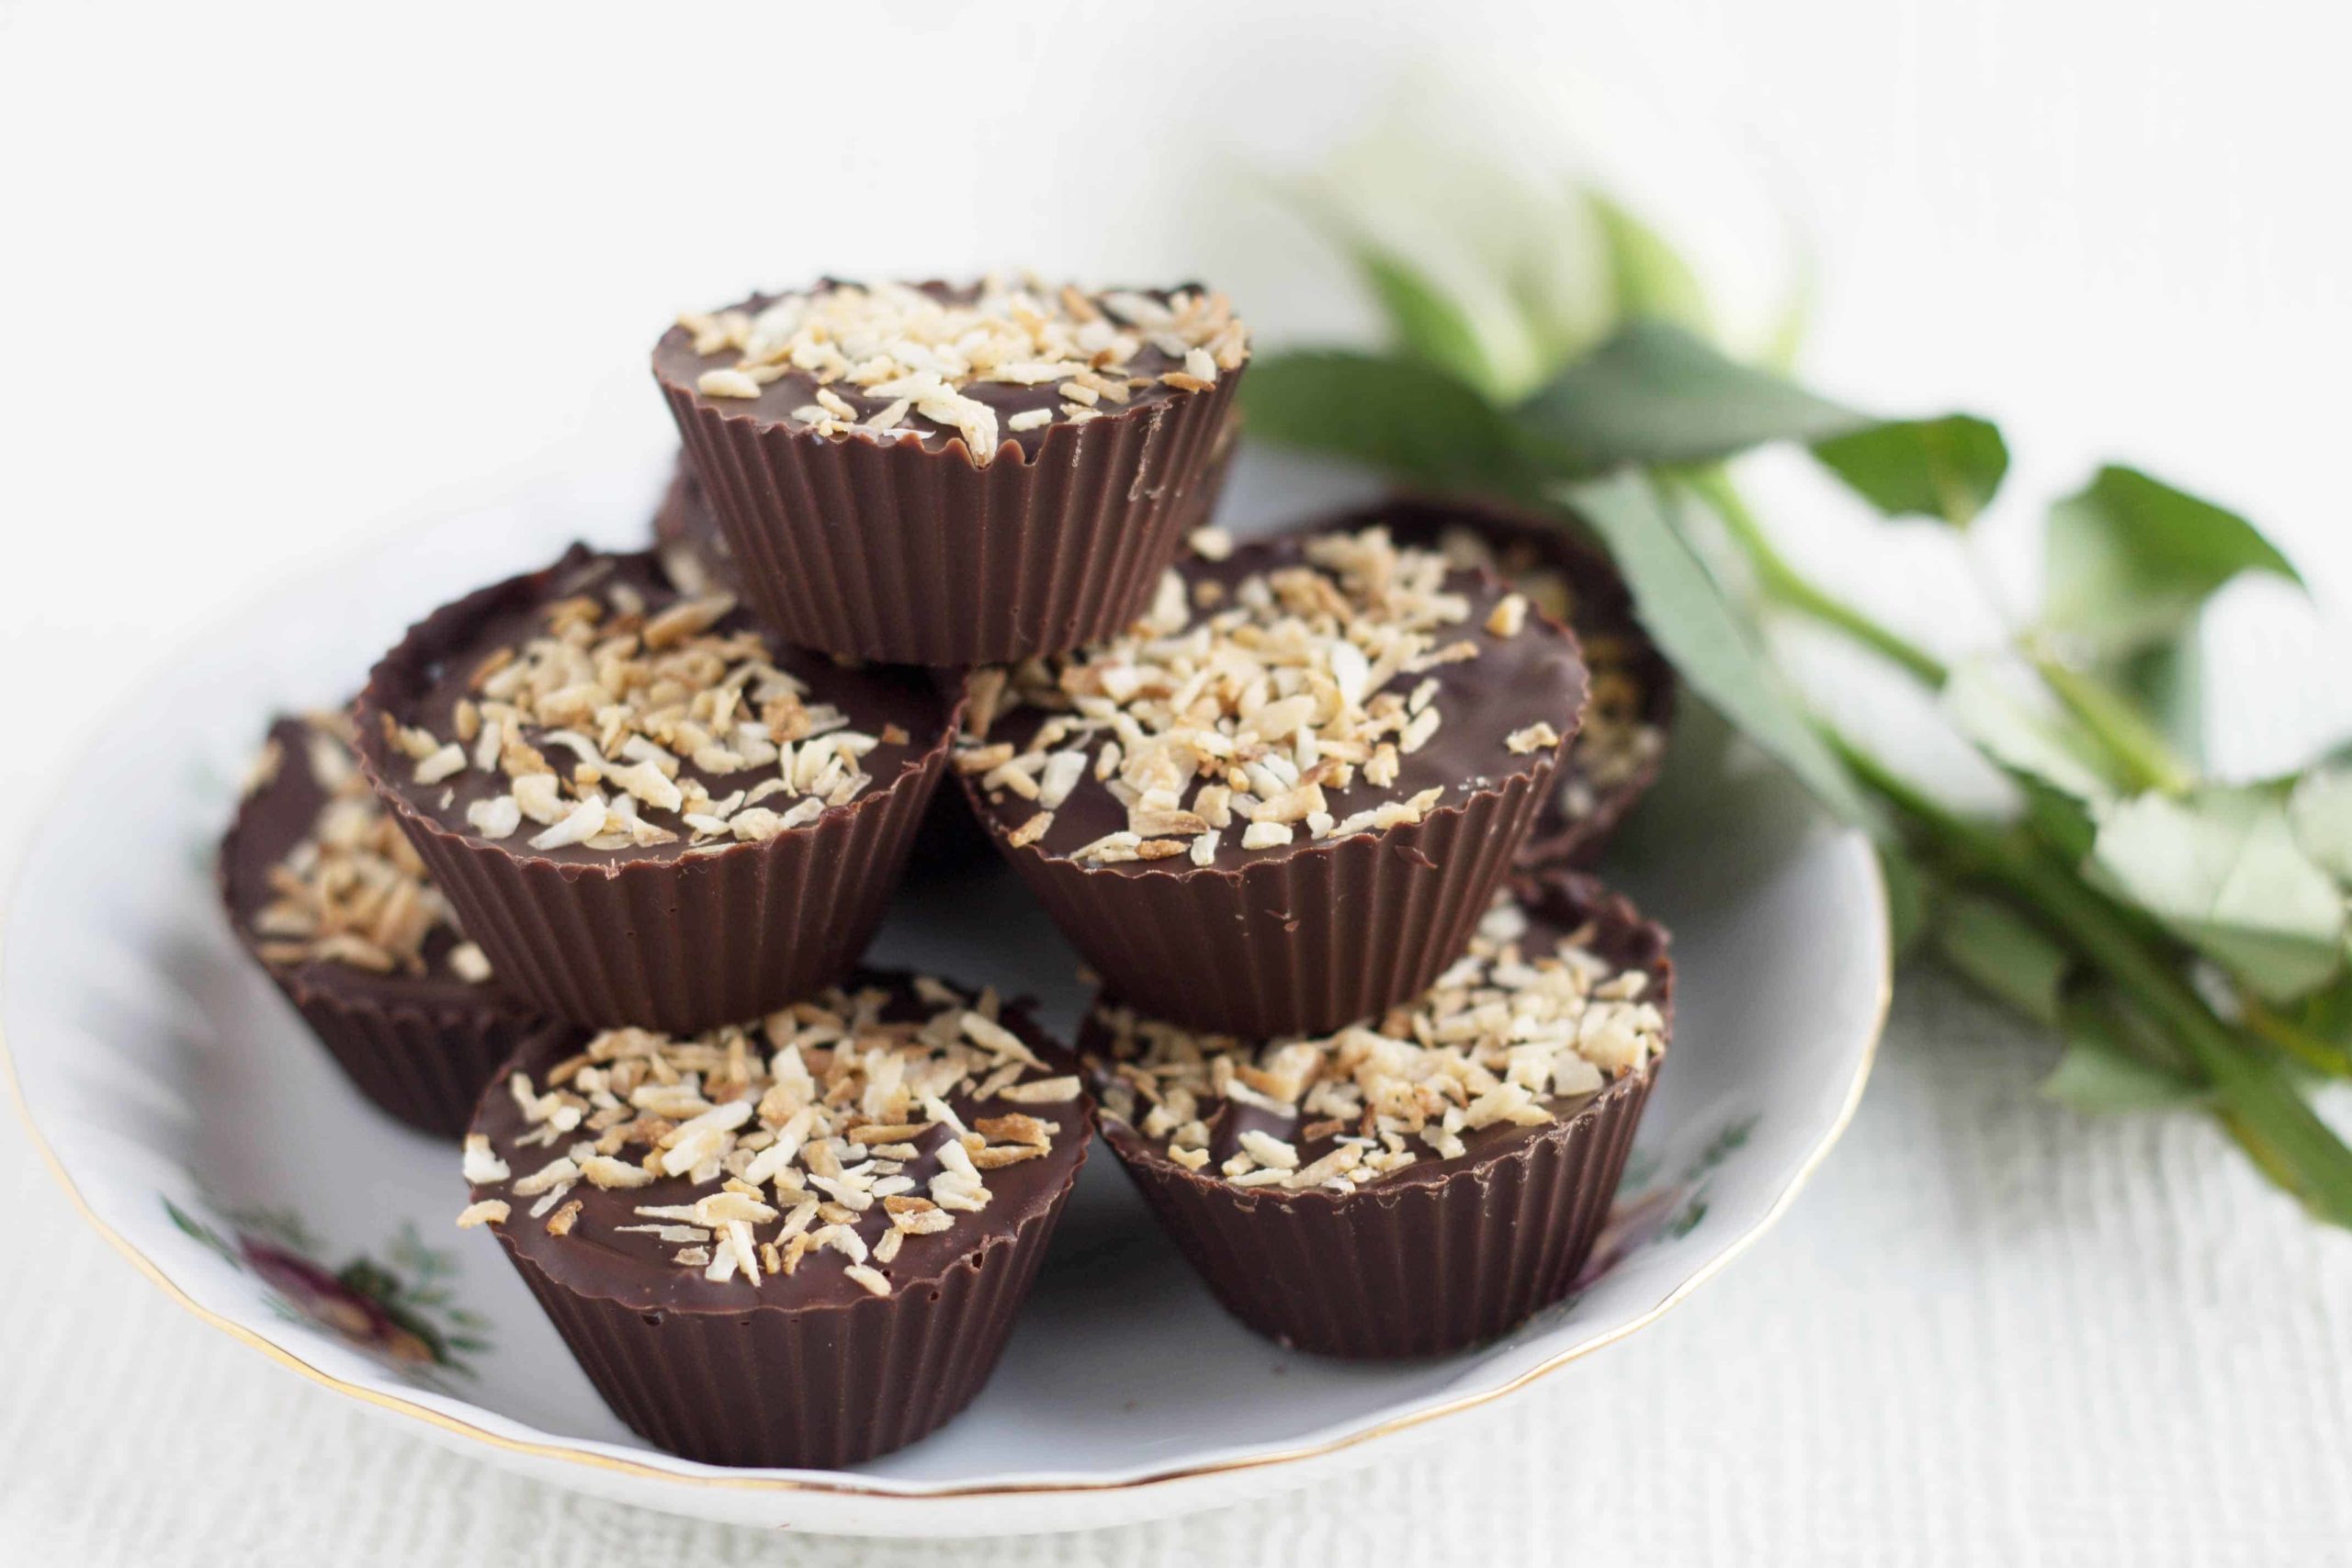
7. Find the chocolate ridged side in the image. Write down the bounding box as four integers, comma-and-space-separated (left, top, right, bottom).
494, 1164, 1080, 1468
1093, 871, 1670, 1359
352, 557, 959, 1033
967, 751, 1559, 1037
381, 746, 945, 1033
266, 982, 537, 1138
661, 369, 1241, 666
1104, 1068, 1652, 1358
1303, 496, 1677, 871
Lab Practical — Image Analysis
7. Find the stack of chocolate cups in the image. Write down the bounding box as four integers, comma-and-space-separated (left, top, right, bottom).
371, 277, 1246, 1470
218, 274, 1681, 1471
934, 473, 1679, 1359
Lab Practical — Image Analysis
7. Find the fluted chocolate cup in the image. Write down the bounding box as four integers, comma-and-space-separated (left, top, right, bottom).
1083, 871, 1669, 1359
970, 757, 1561, 1037
220, 716, 543, 1137
956, 531, 1588, 1036
466, 983, 1091, 1468
354, 548, 957, 1033
1306, 496, 1676, 870
651, 283, 1246, 665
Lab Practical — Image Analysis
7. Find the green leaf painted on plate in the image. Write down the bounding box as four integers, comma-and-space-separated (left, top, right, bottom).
1239, 350, 1538, 497
1587, 190, 1713, 338
1812, 414, 2010, 525
1935, 891, 2073, 1027
2042, 466, 2303, 659
1558, 470, 1871, 823
2091, 786, 2347, 1003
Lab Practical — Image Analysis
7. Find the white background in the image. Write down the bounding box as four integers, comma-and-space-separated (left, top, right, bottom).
4, 1, 2350, 1562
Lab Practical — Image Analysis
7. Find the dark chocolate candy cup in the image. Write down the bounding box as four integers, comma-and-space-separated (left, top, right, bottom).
1305, 496, 1676, 870
251, 971, 537, 1139
964, 738, 1565, 1039
1085, 871, 1669, 1359
469, 994, 1091, 1470
494, 1173, 1080, 1468
219, 717, 543, 1138
656, 334, 1242, 666
353, 558, 957, 1034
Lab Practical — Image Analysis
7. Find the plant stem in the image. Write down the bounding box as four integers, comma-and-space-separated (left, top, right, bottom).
2025, 644, 2197, 796
2243, 996, 2352, 1078
1682, 468, 1949, 684
1834, 737, 2352, 1222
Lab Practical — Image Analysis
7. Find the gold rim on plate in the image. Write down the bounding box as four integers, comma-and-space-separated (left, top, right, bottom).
0, 469, 1888, 1502
2, 853, 1885, 1503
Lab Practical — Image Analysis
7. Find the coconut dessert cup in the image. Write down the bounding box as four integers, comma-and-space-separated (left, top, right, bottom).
458, 970, 1091, 1468
648, 454, 996, 879
956, 525, 1589, 1037
353, 545, 957, 1033
1307, 496, 1675, 870
652, 276, 1249, 666
1080, 871, 1670, 1359
220, 711, 544, 1136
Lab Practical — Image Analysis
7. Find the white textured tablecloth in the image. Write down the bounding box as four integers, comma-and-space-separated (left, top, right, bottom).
6, 975, 2349, 1562
8, 0, 2352, 1560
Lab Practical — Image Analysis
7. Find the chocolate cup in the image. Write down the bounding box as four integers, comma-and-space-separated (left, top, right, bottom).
498, 1181, 1076, 1467
1302, 496, 1677, 870
1086, 870, 1669, 1359
962, 738, 1566, 1039
656, 338, 1244, 667
218, 718, 543, 1138
472, 992, 1091, 1470
249, 968, 538, 1140
352, 558, 958, 1034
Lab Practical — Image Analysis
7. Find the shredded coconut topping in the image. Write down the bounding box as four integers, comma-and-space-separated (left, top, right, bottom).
677, 276, 1250, 467
244, 712, 490, 983
459, 977, 1079, 1295
384, 558, 895, 852
1430, 525, 1665, 821
959, 527, 1557, 865
1089, 896, 1665, 1190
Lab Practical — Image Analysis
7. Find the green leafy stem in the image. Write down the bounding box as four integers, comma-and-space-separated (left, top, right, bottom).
1244, 192, 2352, 1224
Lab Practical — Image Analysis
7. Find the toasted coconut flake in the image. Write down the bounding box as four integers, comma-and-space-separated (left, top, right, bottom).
1089, 889, 1662, 1191
455, 976, 1075, 1295
678, 277, 1248, 467
242, 716, 486, 984
956, 528, 1567, 865
456, 1200, 509, 1229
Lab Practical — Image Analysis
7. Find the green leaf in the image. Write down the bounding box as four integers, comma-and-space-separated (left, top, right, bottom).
1940, 660, 2120, 803
2288, 765, 2352, 884
1812, 415, 2010, 525
2121, 638, 2206, 769
1587, 190, 1712, 337
1935, 891, 2073, 1027
2041, 987, 2203, 1112
1517, 320, 1869, 471
1557, 470, 1872, 823
1880, 842, 1929, 960
1239, 351, 1538, 497
2091, 786, 2347, 1003
2042, 1044, 2202, 1111
2043, 466, 2304, 660
1354, 247, 1503, 395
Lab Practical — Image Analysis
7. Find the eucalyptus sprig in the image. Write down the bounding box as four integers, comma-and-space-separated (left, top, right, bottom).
1242, 186, 2352, 1222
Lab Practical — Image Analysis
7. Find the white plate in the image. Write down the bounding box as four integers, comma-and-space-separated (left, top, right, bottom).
2, 457, 1886, 1537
